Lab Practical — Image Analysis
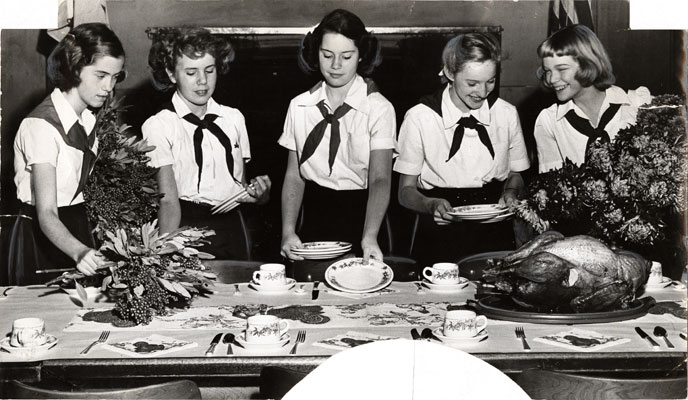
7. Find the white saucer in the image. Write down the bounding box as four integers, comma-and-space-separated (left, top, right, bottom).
0, 335, 58, 357
62, 286, 102, 299
421, 278, 470, 292
249, 278, 296, 294
645, 276, 675, 290
432, 328, 488, 345
234, 333, 290, 352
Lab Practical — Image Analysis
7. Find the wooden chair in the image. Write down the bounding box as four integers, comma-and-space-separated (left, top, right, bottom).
8, 379, 201, 399
259, 366, 310, 400
515, 368, 688, 399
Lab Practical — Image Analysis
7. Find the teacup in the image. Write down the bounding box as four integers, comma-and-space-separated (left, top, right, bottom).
648, 261, 663, 285
245, 315, 290, 343
10, 317, 48, 347
443, 310, 487, 338
252, 263, 287, 286
423, 262, 460, 285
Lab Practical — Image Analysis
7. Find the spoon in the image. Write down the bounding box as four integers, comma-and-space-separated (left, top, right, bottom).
223, 333, 235, 355
233, 284, 242, 296
653, 326, 674, 348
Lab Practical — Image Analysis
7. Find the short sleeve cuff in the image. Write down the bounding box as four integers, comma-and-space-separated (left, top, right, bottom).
509, 158, 531, 172
277, 134, 296, 151
370, 137, 394, 150
393, 159, 422, 176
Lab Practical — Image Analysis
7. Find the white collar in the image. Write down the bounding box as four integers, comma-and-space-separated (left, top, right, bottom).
50, 88, 93, 132
555, 85, 632, 121
441, 86, 491, 129
297, 75, 370, 114
171, 91, 223, 119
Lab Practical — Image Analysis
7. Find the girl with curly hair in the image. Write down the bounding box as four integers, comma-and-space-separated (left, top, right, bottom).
278, 9, 395, 262
143, 27, 270, 259
534, 24, 651, 173
10, 23, 125, 284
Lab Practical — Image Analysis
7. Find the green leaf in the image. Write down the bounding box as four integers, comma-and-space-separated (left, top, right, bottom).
75, 280, 88, 303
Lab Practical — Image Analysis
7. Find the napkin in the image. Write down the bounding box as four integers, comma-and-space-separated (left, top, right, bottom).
102, 334, 197, 357
534, 328, 630, 352
313, 330, 399, 350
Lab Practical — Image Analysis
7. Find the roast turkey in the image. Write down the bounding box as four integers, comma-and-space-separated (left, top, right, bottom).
483, 231, 651, 312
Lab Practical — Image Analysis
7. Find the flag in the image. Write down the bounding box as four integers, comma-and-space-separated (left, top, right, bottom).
548, 0, 595, 35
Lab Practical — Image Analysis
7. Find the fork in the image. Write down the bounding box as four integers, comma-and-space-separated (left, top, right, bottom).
515, 326, 531, 351
80, 330, 110, 354
289, 330, 306, 355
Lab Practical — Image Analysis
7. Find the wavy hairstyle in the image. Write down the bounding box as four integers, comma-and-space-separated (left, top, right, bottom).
441, 32, 501, 79
47, 23, 125, 91
147, 26, 235, 92
537, 24, 615, 90
298, 9, 381, 76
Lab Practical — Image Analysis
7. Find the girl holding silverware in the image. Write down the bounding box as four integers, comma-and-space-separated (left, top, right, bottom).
9, 23, 125, 284
143, 27, 271, 258
279, 9, 395, 262
395, 32, 530, 265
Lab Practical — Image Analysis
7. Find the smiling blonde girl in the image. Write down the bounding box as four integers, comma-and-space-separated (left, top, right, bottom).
534, 24, 651, 173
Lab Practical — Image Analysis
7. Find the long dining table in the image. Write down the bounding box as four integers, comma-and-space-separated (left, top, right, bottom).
0, 260, 686, 397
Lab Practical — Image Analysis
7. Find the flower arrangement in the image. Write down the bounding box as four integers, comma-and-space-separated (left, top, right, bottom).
515, 94, 686, 251
84, 97, 159, 241
48, 97, 216, 325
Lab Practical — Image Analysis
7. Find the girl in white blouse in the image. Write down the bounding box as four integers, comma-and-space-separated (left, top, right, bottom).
279, 9, 395, 262
395, 32, 530, 264
10, 23, 125, 284
534, 24, 651, 173
143, 27, 270, 259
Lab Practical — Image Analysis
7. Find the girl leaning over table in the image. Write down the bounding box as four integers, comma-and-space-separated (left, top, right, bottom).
143, 27, 271, 259
394, 32, 530, 267
279, 9, 395, 262
9, 23, 126, 285
533, 24, 651, 173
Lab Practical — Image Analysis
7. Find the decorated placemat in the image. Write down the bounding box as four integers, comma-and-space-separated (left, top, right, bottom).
102, 334, 198, 357
534, 328, 631, 352
64, 302, 450, 331
314, 331, 400, 350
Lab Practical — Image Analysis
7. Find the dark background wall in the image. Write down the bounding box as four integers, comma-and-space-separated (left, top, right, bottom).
1, 1, 684, 269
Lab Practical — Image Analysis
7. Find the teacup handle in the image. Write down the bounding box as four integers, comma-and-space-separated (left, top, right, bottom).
422, 267, 435, 279
252, 271, 262, 284
279, 320, 290, 336
475, 315, 488, 331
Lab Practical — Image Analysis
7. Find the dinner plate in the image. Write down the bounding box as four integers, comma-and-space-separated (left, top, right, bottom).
248, 278, 296, 294
432, 327, 488, 344
234, 333, 290, 352
297, 252, 350, 260
0, 335, 58, 357
448, 204, 508, 217
293, 242, 352, 252
421, 278, 470, 292
325, 258, 393, 294
477, 212, 514, 224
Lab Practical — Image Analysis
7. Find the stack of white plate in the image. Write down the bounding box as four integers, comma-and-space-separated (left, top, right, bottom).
291, 241, 353, 260
447, 204, 513, 224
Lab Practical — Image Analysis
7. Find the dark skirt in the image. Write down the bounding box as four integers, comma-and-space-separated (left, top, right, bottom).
7, 203, 96, 285
411, 180, 516, 267
298, 180, 369, 255
179, 200, 250, 259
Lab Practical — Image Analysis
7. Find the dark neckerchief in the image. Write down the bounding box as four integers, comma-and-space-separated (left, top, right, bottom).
162, 101, 240, 190
27, 95, 96, 203
419, 86, 496, 162
564, 103, 622, 156
299, 79, 379, 175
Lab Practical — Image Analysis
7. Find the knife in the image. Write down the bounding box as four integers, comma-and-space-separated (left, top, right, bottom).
312, 281, 321, 300
410, 328, 421, 340
205, 333, 223, 356
635, 327, 660, 348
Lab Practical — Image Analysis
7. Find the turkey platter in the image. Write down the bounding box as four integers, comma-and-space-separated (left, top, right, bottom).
483, 231, 651, 312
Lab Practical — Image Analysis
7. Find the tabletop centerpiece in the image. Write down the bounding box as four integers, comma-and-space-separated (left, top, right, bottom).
514, 94, 686, 263
47, 97, 216, 325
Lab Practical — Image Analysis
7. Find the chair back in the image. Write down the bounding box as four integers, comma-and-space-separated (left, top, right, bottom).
516, 368, 688, 399
260, 366, 311, 400
9, 379, 201, 399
